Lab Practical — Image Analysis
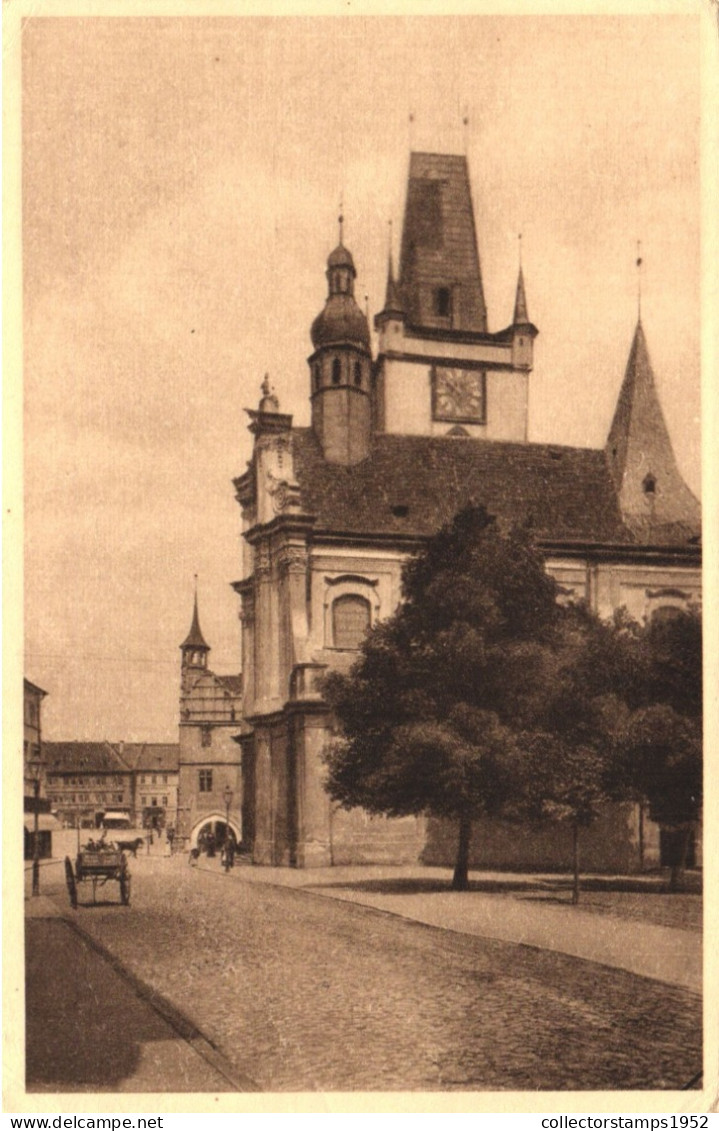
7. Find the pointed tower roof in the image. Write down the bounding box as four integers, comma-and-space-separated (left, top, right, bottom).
181, 590, 209, 652
398, 152, 487, 332
606, 321, 700, 542
513, 266, 529, 325
381, 251, 405, 316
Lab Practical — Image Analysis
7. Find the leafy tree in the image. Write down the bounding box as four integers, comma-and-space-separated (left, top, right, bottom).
614, 607, 702, 891
509, 609, 636, 903
323, 505, 565, 890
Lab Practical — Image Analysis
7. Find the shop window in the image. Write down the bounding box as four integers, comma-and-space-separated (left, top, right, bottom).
332, 594, 371, 650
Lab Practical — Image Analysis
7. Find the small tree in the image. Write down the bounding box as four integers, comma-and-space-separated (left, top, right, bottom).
323, 505, 564, 890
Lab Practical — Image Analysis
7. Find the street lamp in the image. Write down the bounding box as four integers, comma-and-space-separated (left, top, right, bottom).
223, 784, 233, 848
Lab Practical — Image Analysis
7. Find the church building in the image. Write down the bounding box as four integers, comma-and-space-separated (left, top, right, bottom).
232, 152, 701, 871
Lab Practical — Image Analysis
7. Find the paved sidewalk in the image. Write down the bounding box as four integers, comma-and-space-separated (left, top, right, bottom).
198, 860, 701, 993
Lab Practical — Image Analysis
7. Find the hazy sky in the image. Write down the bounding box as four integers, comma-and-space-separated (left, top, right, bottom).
21, 13, 703, 742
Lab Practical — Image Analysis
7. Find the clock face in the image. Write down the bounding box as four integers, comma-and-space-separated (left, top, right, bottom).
432, 366, 486, 423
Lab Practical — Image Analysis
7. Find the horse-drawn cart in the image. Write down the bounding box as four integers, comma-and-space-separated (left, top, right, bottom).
65, 844, 131, 908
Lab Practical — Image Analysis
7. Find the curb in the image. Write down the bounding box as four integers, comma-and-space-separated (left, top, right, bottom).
31, 896, 261, 1093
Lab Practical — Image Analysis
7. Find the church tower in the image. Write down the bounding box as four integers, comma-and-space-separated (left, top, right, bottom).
309, 221, 373, 465
374, 152, 537, 442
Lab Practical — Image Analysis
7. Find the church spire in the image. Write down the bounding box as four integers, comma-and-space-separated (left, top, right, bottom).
606, 320, 700, 541
180, 582, 210, 671
513, 265, 529, 325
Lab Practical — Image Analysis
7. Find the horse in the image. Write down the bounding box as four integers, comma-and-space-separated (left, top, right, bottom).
115, 836, 144, 857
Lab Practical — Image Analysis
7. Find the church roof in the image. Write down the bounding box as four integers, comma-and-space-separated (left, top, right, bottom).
310, 294, 371, 350
398, 152, 487, 332
290, 428, 641, 545
327, 243, 355, 271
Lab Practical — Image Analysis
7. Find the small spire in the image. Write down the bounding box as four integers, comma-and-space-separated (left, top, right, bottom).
383, 246, 404, 315
513, 265, 529, 325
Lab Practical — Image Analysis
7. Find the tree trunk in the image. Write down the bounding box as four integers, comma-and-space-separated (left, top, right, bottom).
571, 821, 580, 905
669, 825, 692, 893
452, 814, 472, 891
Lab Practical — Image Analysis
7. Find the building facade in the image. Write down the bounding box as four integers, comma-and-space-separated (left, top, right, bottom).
123, 744, 180, 830
44, 741, 134, 829
233, 152, 701, 871
23, 678, 54, 859
175, 596, 245, 850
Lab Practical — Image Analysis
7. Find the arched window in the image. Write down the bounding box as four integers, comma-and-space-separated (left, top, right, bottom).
354, 361, 362, 386
643, 473, 657, 496
332, 357, 341, 385
332, 595, 371, 650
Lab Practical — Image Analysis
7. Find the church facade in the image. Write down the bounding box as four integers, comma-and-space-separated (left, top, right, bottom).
232, 152, 701, 871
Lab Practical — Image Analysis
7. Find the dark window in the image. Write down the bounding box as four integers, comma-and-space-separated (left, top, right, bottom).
313, 364, 320, 391
434, 287, 452, 318
333, 595, 371, 650
332, 357, 341, 385
201, 726, 212, 748
643, 474, 657, 495
199, 770, 213, 793
354, 361, 362, 386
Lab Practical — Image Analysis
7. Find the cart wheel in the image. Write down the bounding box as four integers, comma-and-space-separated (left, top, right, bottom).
64, 856, 78, 909
119, 868, 131, 907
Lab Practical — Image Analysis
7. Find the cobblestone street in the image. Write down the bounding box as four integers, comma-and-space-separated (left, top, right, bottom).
32, 856, 701, 1092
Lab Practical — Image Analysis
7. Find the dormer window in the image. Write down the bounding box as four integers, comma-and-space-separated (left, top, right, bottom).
643, 473, 657, 496
434, 287, 452, 319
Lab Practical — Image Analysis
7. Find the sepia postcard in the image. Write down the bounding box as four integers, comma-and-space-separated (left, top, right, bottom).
5, 0, 718, 1116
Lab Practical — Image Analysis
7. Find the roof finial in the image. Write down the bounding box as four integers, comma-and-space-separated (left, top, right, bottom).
364, 293, 369, 319
261, 373, 271, 397
462, 104, 470, 155
636, 240, 643, 322
338, 197, 344, 246
518, 232, 523, 269
408, 109, 415, 150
